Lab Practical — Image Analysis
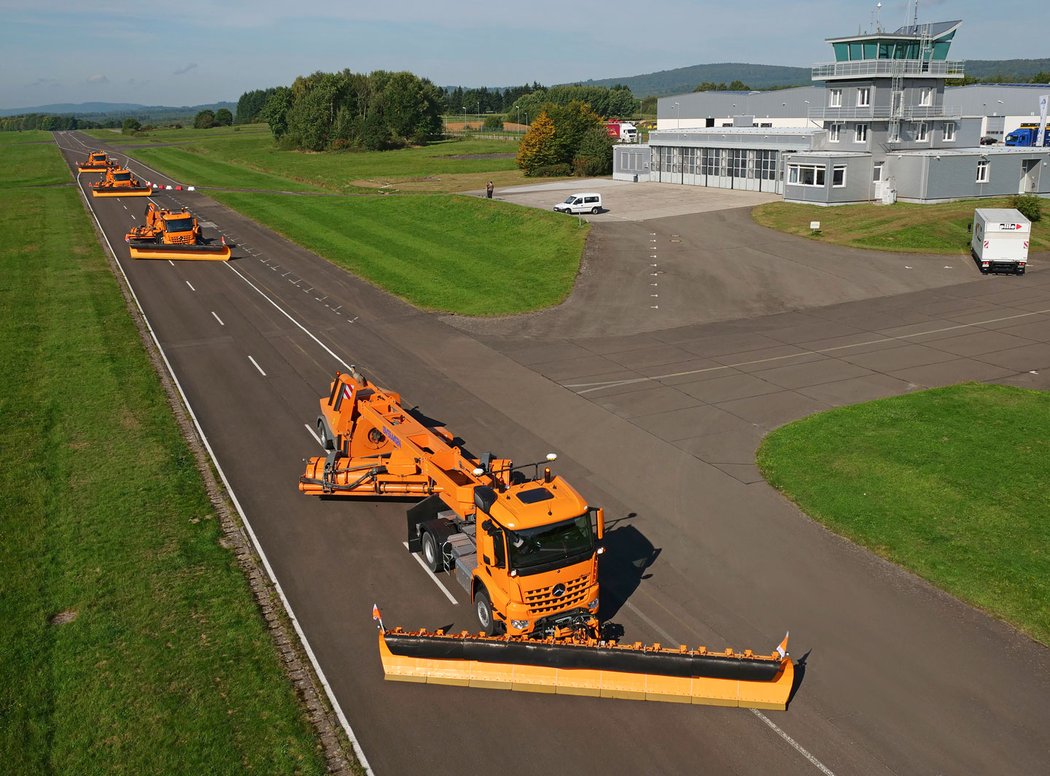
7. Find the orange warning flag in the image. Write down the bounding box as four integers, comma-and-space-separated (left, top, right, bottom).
776, 632, 790, 660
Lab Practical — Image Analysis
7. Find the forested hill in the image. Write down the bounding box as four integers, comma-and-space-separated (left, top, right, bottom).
578, 64, 810, 97
578, 58, 1050, 98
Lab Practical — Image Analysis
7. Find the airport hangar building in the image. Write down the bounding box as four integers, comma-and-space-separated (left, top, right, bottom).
613, 19, 1050, 204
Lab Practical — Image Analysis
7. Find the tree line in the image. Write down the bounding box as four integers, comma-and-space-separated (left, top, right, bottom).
0, 114, 102, 132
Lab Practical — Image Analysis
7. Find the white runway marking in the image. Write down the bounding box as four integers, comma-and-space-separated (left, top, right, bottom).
248, 356, 267, 376
185, 280, 196, 292
401, 542, 459, 605
304, 423, 322, 446
211, 311, 225, 326
569, 307, 1050, 394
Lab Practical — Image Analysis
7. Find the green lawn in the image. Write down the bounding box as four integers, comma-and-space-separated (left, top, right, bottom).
88, 125, 521, 192
0, 139, 328, 775
81, 125, 584, 315
1, 130, 75, 185
753, 198, 1050, 254
215, 191, 587, 315
757, 383, 1050, 645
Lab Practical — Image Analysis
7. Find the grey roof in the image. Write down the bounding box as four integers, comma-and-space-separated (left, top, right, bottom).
826, 19, 961, 42
891, 20, 961, 38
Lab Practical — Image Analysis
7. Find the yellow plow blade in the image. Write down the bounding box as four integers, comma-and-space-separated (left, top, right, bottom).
128, 243, 231, 261
92, 186, 152, 197
378, 629, 794, 710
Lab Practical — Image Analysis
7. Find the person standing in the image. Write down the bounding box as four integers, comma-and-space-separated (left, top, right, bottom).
485, 181, 494, 199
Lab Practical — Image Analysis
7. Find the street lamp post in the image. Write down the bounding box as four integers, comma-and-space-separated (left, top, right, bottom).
462, 107, 467, 131
674, 101, 680, 129
477, 101, 481, 128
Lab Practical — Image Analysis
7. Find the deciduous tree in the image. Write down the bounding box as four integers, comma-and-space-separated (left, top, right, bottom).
516, 112, 558, 176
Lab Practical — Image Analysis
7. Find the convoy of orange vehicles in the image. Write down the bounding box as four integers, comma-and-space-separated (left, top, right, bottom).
77, 141, 794, 710
300, 368, 794, 709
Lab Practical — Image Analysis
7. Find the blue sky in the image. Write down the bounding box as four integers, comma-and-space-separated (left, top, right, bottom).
0, 1, 1044, 109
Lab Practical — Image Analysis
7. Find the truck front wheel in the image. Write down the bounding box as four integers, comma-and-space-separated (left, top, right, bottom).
474, 588, 496, 636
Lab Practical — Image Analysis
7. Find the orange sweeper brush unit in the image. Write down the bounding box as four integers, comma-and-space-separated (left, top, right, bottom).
301, 369, 795, 710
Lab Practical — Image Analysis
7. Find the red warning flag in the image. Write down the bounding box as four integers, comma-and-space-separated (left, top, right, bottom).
372, 604, 384, 632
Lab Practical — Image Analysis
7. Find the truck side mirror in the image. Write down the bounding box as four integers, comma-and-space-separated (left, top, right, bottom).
594, 507, 605, 541
474, 486, 497, 513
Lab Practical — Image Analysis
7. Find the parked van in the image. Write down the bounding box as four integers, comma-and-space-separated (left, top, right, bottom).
554, 193, 603, 214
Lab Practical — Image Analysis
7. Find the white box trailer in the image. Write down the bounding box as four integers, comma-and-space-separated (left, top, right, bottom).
971, 208, 1031, 275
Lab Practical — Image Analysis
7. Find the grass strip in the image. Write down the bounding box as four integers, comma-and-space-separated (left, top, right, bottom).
213, 191, 587, 315
88, 126, 522, 192
753, 198, 1050, 254
0, 140, 327, 775
757, 383, 1050, 644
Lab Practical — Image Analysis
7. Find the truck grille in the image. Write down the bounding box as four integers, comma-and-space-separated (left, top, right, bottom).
522, 574, 590, 615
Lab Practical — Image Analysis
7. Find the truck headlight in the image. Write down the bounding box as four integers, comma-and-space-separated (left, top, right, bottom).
587, 597, 599, 611
510, 619, 530, 631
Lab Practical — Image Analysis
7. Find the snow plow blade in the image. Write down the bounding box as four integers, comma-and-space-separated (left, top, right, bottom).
378, 628, 794, 710
128, 242, 231, 261
92, 185, 152, 197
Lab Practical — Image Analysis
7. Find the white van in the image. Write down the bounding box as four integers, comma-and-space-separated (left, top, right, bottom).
554, 193, 603, 214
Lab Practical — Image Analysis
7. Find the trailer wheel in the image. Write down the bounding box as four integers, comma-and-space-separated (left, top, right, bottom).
474, 588, 496, 636
317, 419, 333, 451
420, 531, 442, 573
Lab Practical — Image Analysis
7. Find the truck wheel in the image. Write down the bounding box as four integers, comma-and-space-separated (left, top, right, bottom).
317, 419, 333, 450
474, 588, 496, 636
421, 531, 442, 573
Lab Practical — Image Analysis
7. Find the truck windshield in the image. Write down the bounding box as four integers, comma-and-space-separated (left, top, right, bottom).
508, 514, 593, 572
113, 172, 131, 181
164, 217, 194, 232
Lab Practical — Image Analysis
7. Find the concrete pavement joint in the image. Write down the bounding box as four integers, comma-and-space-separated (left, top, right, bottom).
568, 307, 1050, 394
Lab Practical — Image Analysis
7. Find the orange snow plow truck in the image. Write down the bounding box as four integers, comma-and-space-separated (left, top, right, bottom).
300, 369, 794, 709
91, 165, 151, 197
124, 201, 230, 260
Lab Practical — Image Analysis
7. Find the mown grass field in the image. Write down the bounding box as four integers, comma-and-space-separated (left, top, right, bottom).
753, 198, 1050, 254
82, 124, 585, 315
757, 383, 1050, 645
0, 135, 327, 775
214, 191, 587, 315
88, 125, 523, 192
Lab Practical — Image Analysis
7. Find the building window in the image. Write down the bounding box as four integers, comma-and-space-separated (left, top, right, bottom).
855, 124, 869, 143
788, 164, 826, 186
873, 162, 883, 183
976, 159, 989, 183
832, 165, 847, 187
829, 89, 842, 108
944, 122, 956, 142
829, 124, 841, 142
888, 123, 901, 143
916, 122, 929, 142
756, 150, 778, 180
857, 87, 871, 107
919, 87, 933, 106
702, 148, 722, 176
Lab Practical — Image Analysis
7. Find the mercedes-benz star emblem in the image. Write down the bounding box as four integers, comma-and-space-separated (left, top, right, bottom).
552, 583, 566, 597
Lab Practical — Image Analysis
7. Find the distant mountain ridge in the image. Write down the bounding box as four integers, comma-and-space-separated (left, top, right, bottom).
577, 58, 1050, 98
0, 100, 235, 118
